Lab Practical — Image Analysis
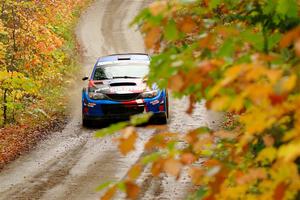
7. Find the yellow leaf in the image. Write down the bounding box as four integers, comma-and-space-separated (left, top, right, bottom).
278, 139, 300, 162
281, 75, 297, 92
210, 96, 231, 111
256, 147, 277, 163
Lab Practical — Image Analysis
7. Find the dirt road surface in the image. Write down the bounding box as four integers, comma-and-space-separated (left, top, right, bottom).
0, 1, 222, 199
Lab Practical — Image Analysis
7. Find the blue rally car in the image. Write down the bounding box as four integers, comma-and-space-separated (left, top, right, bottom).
82, 53, 169, 126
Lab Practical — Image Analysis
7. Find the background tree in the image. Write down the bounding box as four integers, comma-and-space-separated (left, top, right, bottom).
0, 0, 88, 126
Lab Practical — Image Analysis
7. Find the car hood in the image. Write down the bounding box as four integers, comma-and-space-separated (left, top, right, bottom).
92, 78, 157, 94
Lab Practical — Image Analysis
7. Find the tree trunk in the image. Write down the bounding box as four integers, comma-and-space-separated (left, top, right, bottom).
3, 89, 7, 125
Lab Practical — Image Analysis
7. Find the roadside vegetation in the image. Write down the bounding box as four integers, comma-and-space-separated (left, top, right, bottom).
97, 0, 300, 199
0, 0, 90, 168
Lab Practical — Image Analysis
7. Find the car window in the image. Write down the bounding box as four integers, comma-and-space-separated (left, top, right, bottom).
93, 63, 149, 80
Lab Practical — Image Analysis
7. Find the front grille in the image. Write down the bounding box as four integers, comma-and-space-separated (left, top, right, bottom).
110, 82, 136, 86
106, 93, 140, 101
101, 104, 144, 116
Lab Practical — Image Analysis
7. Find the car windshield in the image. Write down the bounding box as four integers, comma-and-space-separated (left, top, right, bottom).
93, 63, 149, 80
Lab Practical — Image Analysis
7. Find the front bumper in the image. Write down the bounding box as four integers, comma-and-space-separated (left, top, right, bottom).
82, 90, 167, 120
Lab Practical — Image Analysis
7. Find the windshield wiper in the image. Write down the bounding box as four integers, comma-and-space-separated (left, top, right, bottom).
112, 76, 140, 79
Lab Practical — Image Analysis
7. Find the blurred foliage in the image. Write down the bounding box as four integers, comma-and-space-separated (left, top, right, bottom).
0, 0, 90, 126
97, 0, 300, 199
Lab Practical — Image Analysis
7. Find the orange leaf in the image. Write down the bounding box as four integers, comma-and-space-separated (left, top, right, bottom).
236, 168, 266, 184
213, 130, 236, 140
186, 95, 196, 114
125, 181, 140, 200
295, 38, 300, 57
118, 127, 138, 155
149, 1, 167, 16
199, 34, 214, 49
128, 164, 142, 181
180, 153, 196, 165
203, 159, 220, 167
145, 27, 161, 49
208, 169, 227, 195
273, 182, 287, 200
168, 72, 185, 92
280, 26, 300, 48
178, 17, 197, 34
163, 158, 182, 177
101, 186, 117, 200
151, 159, 165, 177
189, 167, 204, 185
263, 135, 275, 147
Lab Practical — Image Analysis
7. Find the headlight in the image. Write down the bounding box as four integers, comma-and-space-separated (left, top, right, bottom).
88, 92, 107, 100
140, 90, 158, 98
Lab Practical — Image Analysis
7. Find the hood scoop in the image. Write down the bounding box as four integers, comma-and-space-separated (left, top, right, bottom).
110, 82, 137, 87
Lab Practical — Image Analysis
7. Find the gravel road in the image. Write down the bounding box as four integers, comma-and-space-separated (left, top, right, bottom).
0, 1, 222, 199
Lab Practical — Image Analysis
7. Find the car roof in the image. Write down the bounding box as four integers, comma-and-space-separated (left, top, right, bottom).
97, 53, 150, 64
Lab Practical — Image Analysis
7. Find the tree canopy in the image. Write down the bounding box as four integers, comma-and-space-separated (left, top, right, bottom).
97, 0, 300, 199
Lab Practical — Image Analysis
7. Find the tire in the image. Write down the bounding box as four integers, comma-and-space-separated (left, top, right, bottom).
155, 96, 169, 125
156, 113, 168, 124
82, 117, 92, 127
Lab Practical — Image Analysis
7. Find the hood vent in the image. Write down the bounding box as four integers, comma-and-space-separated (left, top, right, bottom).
110, 82, 137, 87
118, 57, 130, 60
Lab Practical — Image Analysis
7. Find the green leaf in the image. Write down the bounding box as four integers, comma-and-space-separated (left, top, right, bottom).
164, 20, 179, 41
130, 112, 153, 126
263, 0, 276, 15
268, 33, 282, 50
240, 30, 264, 51
130, 8, 151, 26
141, 152, 161, 164
209, 0, 221, 10
95, 181, 115, 192
276, 0, 298, 18
94, 122, 129, 138
216, 38, 235, 58
117, 182, 126, 192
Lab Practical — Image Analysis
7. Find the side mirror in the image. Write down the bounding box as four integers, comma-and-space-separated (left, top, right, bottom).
82, 77, 89, 81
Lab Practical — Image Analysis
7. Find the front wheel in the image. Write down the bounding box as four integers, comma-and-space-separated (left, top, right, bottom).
155, 113, 168, 124
154, 96, 169, 125
82, 116, 92, 127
